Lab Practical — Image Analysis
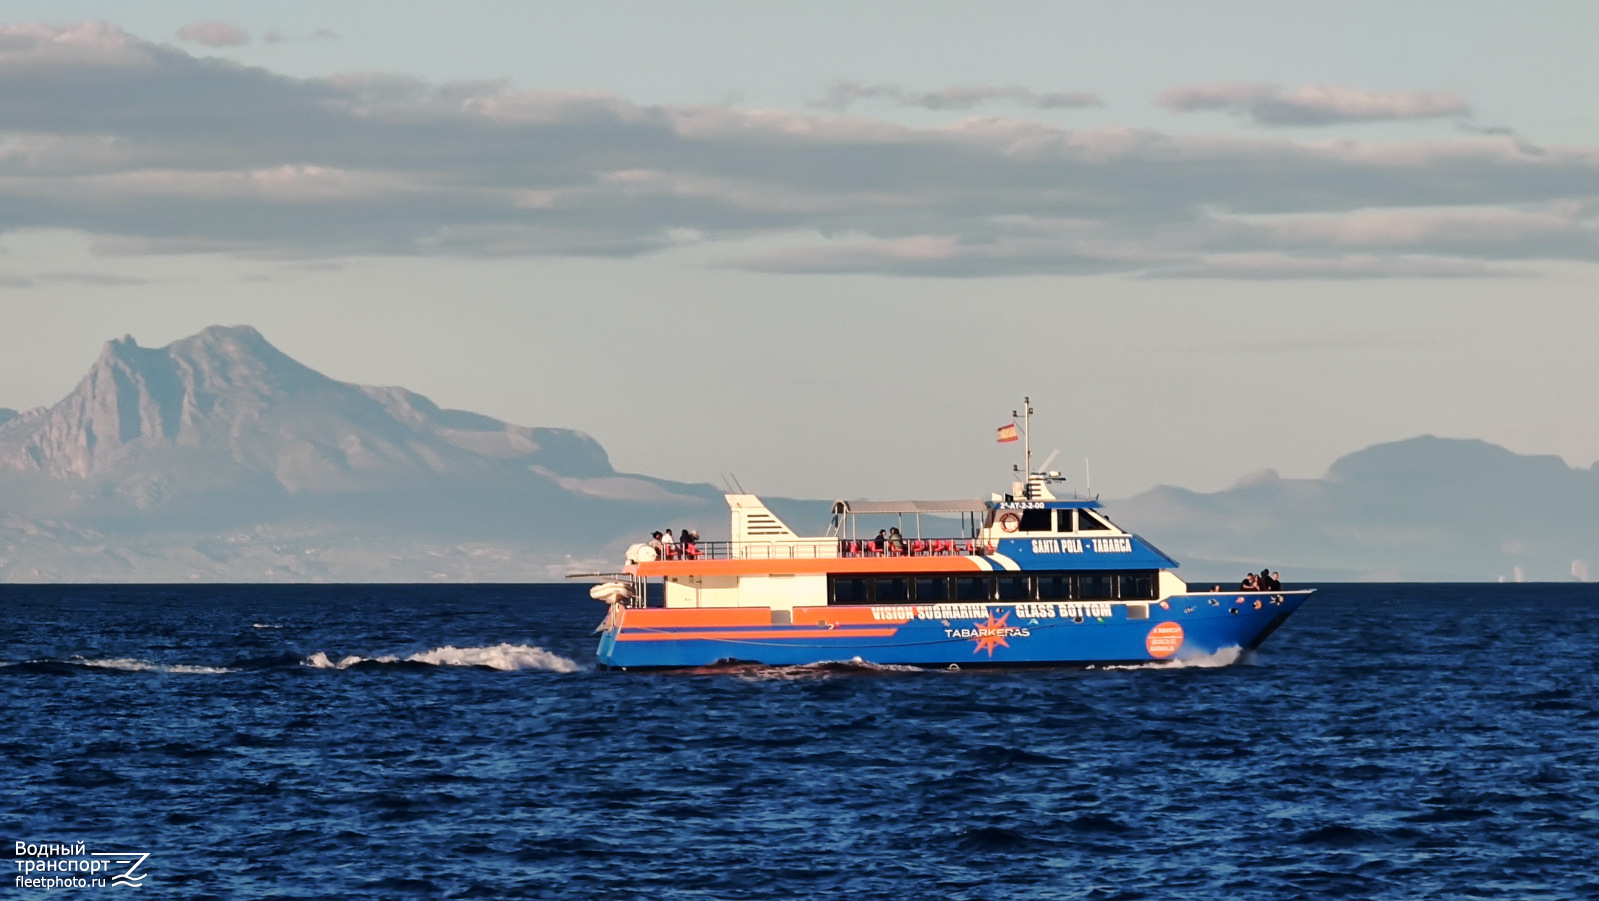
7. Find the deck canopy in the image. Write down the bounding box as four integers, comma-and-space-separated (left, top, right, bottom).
830, 499, 989, 516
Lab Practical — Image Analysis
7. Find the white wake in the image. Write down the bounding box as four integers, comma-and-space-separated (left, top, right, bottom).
301, 643, 580, 673
1096, 645, 1246, 671
66, 657, 235, 674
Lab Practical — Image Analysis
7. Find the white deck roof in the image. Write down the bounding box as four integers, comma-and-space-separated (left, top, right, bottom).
830, 499, 989, 515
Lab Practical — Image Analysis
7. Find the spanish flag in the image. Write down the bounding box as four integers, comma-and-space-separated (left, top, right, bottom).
996, 423, 1019, 443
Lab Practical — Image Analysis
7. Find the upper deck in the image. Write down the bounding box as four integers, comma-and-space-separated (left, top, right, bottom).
627, 488, 1179, 578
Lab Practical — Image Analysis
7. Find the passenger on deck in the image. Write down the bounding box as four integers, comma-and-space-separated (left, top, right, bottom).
888, 527, 907, 555
660, 528, 676, 558
681, 529, 699, 559
648, 532, 664, 557
1259, 568, 1273, 590
1240, 572, 1259, 591
872, 530, 887, 554
1272, 571, 1282, 590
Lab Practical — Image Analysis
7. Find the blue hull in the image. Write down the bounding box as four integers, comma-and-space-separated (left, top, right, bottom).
597, 592, 1311, 670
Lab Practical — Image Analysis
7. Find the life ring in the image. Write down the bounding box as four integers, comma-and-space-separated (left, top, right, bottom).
998, 512, 1020, 533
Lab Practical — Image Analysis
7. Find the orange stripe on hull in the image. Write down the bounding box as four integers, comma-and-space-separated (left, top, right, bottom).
617, 606, 915, 628
617, 628, 901, 642
634, 556, 986, 577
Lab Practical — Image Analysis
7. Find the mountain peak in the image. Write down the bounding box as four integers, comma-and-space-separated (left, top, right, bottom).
187, 323, 269, 347
1325, 435, 1573, 485
2, 325, 336, 479
98, 333, 141, 362
0, 324, 622, 500
169, 323, 288, 363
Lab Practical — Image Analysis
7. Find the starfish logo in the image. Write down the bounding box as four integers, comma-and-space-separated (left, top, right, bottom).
972, 611, 1012, 657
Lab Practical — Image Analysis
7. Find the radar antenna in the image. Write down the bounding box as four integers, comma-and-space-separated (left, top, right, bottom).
1037, 448, 1061, 475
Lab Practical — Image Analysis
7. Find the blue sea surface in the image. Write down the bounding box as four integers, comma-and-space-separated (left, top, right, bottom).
3, 583, 1597, 900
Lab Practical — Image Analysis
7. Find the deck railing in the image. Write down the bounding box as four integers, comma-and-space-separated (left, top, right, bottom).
652, 537, 991, 562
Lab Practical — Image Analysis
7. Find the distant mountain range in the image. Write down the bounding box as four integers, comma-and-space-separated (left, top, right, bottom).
1114, 438, 1598, 583
0, 326, 1593, 582
0, 326, 736, 581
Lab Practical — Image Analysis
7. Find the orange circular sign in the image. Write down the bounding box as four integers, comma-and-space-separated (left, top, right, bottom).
1145, 621, 1184, 659
999, 513, 1020, 533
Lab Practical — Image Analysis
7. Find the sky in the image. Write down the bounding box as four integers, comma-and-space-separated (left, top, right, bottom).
2, 1, 1598, 501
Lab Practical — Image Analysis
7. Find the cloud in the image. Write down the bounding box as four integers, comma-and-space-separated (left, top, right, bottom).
1158, 82, 1471, 126
0, 22, 1597, 279
0, 20, 154, 69
263, 27, 341, 45
1143, 253, 1521, 280
1212, 204, 1599, 261
38, 271, 151, 285
812, 80, 1102, 111
0, 270, 150, 287
176, 20, 249, 47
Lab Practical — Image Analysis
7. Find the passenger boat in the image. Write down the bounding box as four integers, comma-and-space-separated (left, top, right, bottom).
584, 401, 1312, 670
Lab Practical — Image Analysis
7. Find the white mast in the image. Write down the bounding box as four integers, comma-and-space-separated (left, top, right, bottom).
1017, 397, 1033, 478
1012, 396, 1034, 497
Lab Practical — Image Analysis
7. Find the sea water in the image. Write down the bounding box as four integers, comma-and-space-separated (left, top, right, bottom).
3, 583, 1596, 900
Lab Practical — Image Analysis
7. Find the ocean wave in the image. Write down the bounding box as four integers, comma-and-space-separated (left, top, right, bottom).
0, 656, 238, 674
301, 643, 580, 673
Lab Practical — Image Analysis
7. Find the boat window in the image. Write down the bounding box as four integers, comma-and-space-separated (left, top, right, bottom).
954, 576, 988, 602
1119, 573, 1155, 600
915, 577, 948, 602
1080, 574, 1114, 599
1037, 574, 1073, 600
1055, 509, 1075, 532
996, 575, 1032, 601
832, 578, 870, 604
1019, 509, 1053, 532
874, 578, 910, 603
1125, 604, 1149, 620
1077, 510, 1111, 531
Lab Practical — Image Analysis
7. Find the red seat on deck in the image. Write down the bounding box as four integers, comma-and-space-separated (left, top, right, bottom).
911, 539, 926, 556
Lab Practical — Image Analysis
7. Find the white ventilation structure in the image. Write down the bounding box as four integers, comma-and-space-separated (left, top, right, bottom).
726, 494, 797, 543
